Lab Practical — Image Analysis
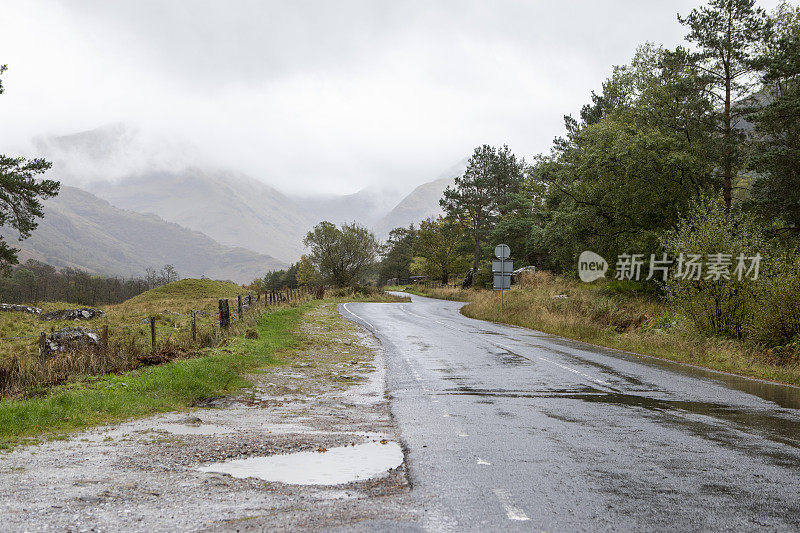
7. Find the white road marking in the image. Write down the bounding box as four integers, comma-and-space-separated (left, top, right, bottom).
494, 342, 612, 388
404, 357, 422, 381
493, 489, 530, 521
341, 303, 376, 330
400, 305, 450, 328
477, 458, 492, 465
458, 433, 469, 437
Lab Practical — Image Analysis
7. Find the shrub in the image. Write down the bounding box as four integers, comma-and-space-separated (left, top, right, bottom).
663, 194, 766, 339
751, 251, 800, 345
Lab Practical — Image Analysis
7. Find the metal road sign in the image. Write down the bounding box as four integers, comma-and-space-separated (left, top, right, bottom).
493, 273, 511, 290
492, 259, 514, 273
495, 244, 510, 260
492, 244, 512, 310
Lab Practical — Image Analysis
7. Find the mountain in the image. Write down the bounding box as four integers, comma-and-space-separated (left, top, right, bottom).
0, 186, 286, 283
88, 168, 312, 264
373, 161, 465, 238
35, 125, 312, 264
292, 186, 400, 228
34, 125, 467, 259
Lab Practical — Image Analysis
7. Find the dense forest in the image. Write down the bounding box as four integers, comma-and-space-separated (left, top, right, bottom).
379, 0, 800, 347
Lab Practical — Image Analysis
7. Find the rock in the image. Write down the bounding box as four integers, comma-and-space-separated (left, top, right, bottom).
45, 327, 101, 354
40, 308, 106, 321
0, 303, 41, 315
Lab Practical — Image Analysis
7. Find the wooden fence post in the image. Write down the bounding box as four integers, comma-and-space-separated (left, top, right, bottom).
219, 299, 230, 329
191, 310, 197, 342
38, 331, 48, 365
237, 295, 243, 318
101, 324, 109, 353
149, 317, 156, 353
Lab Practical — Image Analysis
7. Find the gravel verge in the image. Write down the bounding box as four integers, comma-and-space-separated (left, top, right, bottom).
0, 303, 419, 532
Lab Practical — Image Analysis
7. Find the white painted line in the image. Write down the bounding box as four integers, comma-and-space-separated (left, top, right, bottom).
494, 342, 612, 388
477, 458, 492, 465
403, 357, 422, 381
458, 433, 469, 437
493, 489, 530, 521
341, 303, 376, 330
400, 305, 452, 329
537, 354, 612, 387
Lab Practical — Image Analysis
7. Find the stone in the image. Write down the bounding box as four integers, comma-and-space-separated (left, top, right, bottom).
0, 303, 41, 315
40, 308, 106, 321
45, 327, 101, 354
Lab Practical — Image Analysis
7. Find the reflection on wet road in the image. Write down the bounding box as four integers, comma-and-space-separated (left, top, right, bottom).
341, 294, 800, 531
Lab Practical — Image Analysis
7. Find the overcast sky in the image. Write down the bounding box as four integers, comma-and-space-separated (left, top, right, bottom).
0, 0, 783, 195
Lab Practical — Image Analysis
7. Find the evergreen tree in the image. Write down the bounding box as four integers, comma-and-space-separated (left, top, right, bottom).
748, 2, 800, 230
678, 0, 772, 210
0, 65, 60, 272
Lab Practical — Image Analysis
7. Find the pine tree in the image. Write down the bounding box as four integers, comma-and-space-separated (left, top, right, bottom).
678, 0, 772, 210
0, 65, 60, 272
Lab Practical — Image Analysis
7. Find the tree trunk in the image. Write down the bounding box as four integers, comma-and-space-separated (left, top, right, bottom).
473, 229, 480, 271
723, 29, 732, 212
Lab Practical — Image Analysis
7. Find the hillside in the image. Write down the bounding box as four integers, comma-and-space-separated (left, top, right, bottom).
0, 186, 286, 283
374, 161, 465, 238
89, 169, 312, 264
374, 177, 455, 238
293, 185, 401, 228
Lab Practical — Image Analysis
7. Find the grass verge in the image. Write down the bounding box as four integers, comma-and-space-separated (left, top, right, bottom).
0, 305, 303, 449
398, 275, 800, 387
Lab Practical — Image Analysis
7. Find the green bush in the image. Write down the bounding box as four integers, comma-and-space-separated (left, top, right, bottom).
752, 251, 800, 346
663, 194, 765, 339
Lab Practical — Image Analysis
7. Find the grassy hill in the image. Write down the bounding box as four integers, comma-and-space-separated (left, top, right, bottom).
118, 278, 244, 313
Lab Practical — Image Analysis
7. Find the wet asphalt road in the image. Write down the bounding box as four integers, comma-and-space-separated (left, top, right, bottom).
340, 293, 800, 532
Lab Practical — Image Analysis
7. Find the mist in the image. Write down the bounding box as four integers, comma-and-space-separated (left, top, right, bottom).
0, 0, 784, 195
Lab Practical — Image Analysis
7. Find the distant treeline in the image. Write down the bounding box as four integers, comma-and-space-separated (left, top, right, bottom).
0, 260, 179, 306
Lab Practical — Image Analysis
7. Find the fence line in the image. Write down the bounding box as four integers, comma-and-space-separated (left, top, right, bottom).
1, 286, 320, 365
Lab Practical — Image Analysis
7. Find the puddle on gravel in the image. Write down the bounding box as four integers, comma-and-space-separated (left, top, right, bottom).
198, 441, 404, 485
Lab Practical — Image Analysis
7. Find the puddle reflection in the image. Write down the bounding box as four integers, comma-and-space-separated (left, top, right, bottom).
199, 441, 403, 485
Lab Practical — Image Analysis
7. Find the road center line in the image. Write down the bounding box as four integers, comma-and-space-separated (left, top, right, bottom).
493, 489, 530, 521
494, 342, 613, 388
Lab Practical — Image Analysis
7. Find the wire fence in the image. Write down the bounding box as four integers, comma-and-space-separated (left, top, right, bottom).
1, 286, 318, 371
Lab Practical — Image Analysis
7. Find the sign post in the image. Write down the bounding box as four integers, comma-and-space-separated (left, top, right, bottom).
492, 244, 512, 311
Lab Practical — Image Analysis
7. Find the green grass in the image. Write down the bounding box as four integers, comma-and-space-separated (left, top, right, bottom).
123, 278, 243, 306
0, 305, 303, 448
